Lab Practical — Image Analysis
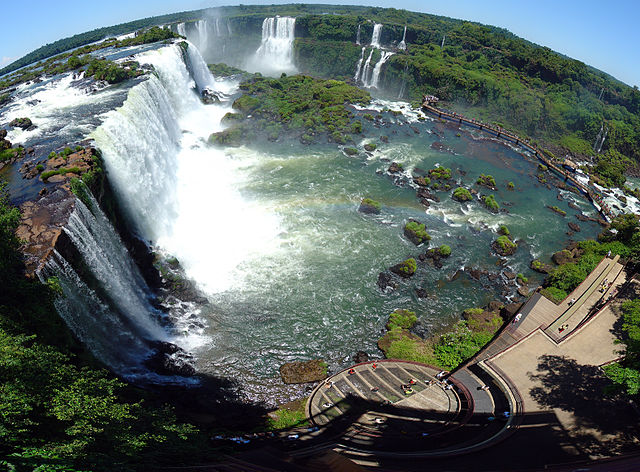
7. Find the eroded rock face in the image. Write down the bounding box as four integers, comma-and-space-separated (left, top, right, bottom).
279, 359, 327, 384
146, 341, 196, 377
552, 249, 574, 266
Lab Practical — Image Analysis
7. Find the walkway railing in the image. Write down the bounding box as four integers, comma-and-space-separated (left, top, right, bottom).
421, 102, 615, 222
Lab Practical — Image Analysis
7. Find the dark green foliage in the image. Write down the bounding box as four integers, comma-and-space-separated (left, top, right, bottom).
481, 194, 499, 212
395, 258, 417, 276
438, 244, 452, 257
428, 166, 452, 180
360, 197, 381, 213
0, 147, 24, 163
404, 220, 430, 244
227, 75, 370, 145
476, 174, 496, 188
85, 59, 140, 84
593, 149, 632, 187
495, 235, 516, 252
432, 321, 496, 370
116, 27, 178, 48
386, 309, 418, 331
541, 286, 569, 304
498, 225, 510, 236
452, 187, 472, 202
207, 63, 246, 77
343, 147, 358, 156
294, 39, 363, 79
546, 252, 602, 292
507, 181, 515, 189
603, 300, 640, 396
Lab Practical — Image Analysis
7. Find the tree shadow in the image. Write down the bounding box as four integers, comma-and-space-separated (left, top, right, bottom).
528, 354, 639, 456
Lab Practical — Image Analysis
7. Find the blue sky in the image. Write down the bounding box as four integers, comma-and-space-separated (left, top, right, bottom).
1, 0, 639, 86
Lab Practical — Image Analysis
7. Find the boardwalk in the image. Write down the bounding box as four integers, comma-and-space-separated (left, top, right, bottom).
421, 101, 615, 222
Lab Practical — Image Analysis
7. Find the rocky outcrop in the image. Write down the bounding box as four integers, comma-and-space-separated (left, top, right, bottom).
552, 249, 574, 265
9, 117, 33, 130
390, 258, 417, 278
145, 341, 196, 377
279, 359, 327, 384
568, 222, 581, 232
530, 259, 553, 274
358, 197, 381, 214
353, 351, 369, 364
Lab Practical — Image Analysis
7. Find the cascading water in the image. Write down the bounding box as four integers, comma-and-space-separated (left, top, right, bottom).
196, 19, 209, 57
354, 47, 366, 82
370, 23, 383, 48
369, 51, 394, 89
356, 24, 361, 45
177, 22, 186, 37
357, 49, 375, 85
398, 61, 409, 99
249, 16, 296, 76
398, 26, 407, 50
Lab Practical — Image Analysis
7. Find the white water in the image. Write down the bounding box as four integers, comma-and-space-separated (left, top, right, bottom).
356, 24, 361, 45
368, 51, 394, 89
196, 20, 209, 58
94, 44, 281, 296
357, 49, 375, 85
177, 22, 186, 37
398, 26, 407, 50
249, 16, 296, 76
354, 47, 366, 82
370, 23, 383, 48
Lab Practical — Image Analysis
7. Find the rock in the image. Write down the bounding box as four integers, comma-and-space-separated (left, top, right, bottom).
388, 162, 402, 173
552, 249, 574, 265
38, 187, 48, 197
380, 135, 389, 143
353, 351, 369, 364
0, 129, 6, 139
530, 259, 553, 274
517, 286, 530, 297
413, 176, 429, 187
487, 300, 504, 312
501, 302, 524, 320
390, 258, 417, 278
201, 87, 224, 104
568, 222, 581, 232
358, 198, 381, 215
377, 271, 395, 291
404, 219, 430, 245
364, 143, 378, 152
568, 201, 580, 210
503, 271, 516, 280
415, 288, 428, 298
26, 147, 35, 155
492, 236, 517, 256
279, 359, 327, 384
9, 117, 33, 129
145, 341, 196, 377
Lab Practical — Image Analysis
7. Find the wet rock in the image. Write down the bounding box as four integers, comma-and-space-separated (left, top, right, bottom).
568, 222, 581, 232
413, 176, 429, 186
487, 301, 504, 312
517, 286, 530, 297
530, 259, 553, 274
9, 117, 33, 129
390, 258, 417, 278
353, 351, 369, 364
146, 341, 196, 377
552, 249, 574, 265
568, 201, 580, 210
279, 359, 327, 384
501, 302, 524, 320
201, 87, 224, 104
388, 162, 403, 173
358, 198, 381, 215
415, 288, 428, 298
503, 271, 516, 280
377, 271, 396, 291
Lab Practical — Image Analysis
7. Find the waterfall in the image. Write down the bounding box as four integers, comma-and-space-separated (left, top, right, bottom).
441, 34, 446, 48
177, 22, 186, 37
184, 41, 215, 93
398, 26, 407, 50
366, 51, 394, 89
370, 23, 383, 48
227, 19, 233, 35
195, 20, 209, 57
250, 16, 297, 76
354, 47, 366, 82
356, 24, 361, 45
398, 61, 409, 98
358, 49, 375, 85
593, 123, 608, 154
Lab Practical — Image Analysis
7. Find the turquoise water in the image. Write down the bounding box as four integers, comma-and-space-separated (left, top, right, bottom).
194, 106, 602, 405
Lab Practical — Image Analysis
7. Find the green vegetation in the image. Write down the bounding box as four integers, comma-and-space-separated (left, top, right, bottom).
452, 187, 472, 202
266, 399, 309, 430
9, 117, 32, 129
494, 235, 517, 256
404, 220, 431, 245
207, 63, 247, 77
538, 164, 548, 172
364, 142, 377, 152
0, 179, 214, 470
117, 26, 179, 47
85, 59, 143, 84
603, 300, 640, 397
0, 147, 24, 163
359, 197, 382, 213
41, 167, 82, 181
438, 244, 452, 257
548, 205, 567, 216
344, 147, 358, 156
481, 194, 500, 212
392, 258, 418, 277
498, 224, 510, 236
517, 273, 528, 284
428, 166, 452, 180
593, 149, 631, 187
386, 309, 418, 331
476, 174, 496, 188
216, 75, 370, 145
507, 181, 515, 190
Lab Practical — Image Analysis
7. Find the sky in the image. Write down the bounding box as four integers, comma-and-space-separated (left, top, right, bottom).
1, 0, 639, 86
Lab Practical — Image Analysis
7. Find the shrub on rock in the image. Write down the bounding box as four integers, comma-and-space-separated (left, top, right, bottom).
359, 197, 381, 214
404, 220, 431, 245
452, 187, 472, 202
386, 309, 418, 330
391, 258, 417, 277
492, 235, 517, 256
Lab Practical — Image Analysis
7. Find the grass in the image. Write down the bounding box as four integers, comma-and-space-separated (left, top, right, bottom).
386, 309, 417, 330
495, 235, 516, 251
498, 225, 510, 236
266, 399, 309, 430
360, 197, 381, 212
41, 167, 81, 181
396, 258, 417, 276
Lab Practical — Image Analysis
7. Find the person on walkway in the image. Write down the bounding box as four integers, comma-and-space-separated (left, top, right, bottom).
348, 368, 355, 375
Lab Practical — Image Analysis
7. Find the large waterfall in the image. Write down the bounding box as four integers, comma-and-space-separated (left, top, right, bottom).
42, 194, 179, 382
248, 16, 296, 76
370, 23, 383, 48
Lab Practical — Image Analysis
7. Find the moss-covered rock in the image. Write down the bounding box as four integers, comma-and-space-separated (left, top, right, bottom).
9, 117, 33, 129
452, 187, 472, 202
364, 142, 377, 152
343, 146, 358, 156
279, 359, 328, 384
547, 205, 567, 216
481, 194, 500, 212
507, 181, 515, 190
390, 258, 417, 278
359, 197, 381, 214
404, 219, 431, 245
476, 174, 497, 189
531, 259, 553, 274
428, 166, 452, 180
492, 235, 517, 256
385, 309, 418, 331
498, 225, 510, 236
552, 249, 574, 265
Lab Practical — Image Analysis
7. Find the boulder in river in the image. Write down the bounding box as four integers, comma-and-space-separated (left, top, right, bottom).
390, 258, 417, 278
568, 222, 581, 232
359, 197, 381, 214
279, 359, 327, 384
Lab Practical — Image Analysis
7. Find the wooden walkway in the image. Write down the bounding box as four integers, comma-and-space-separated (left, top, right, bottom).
421, 102, 615, 222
